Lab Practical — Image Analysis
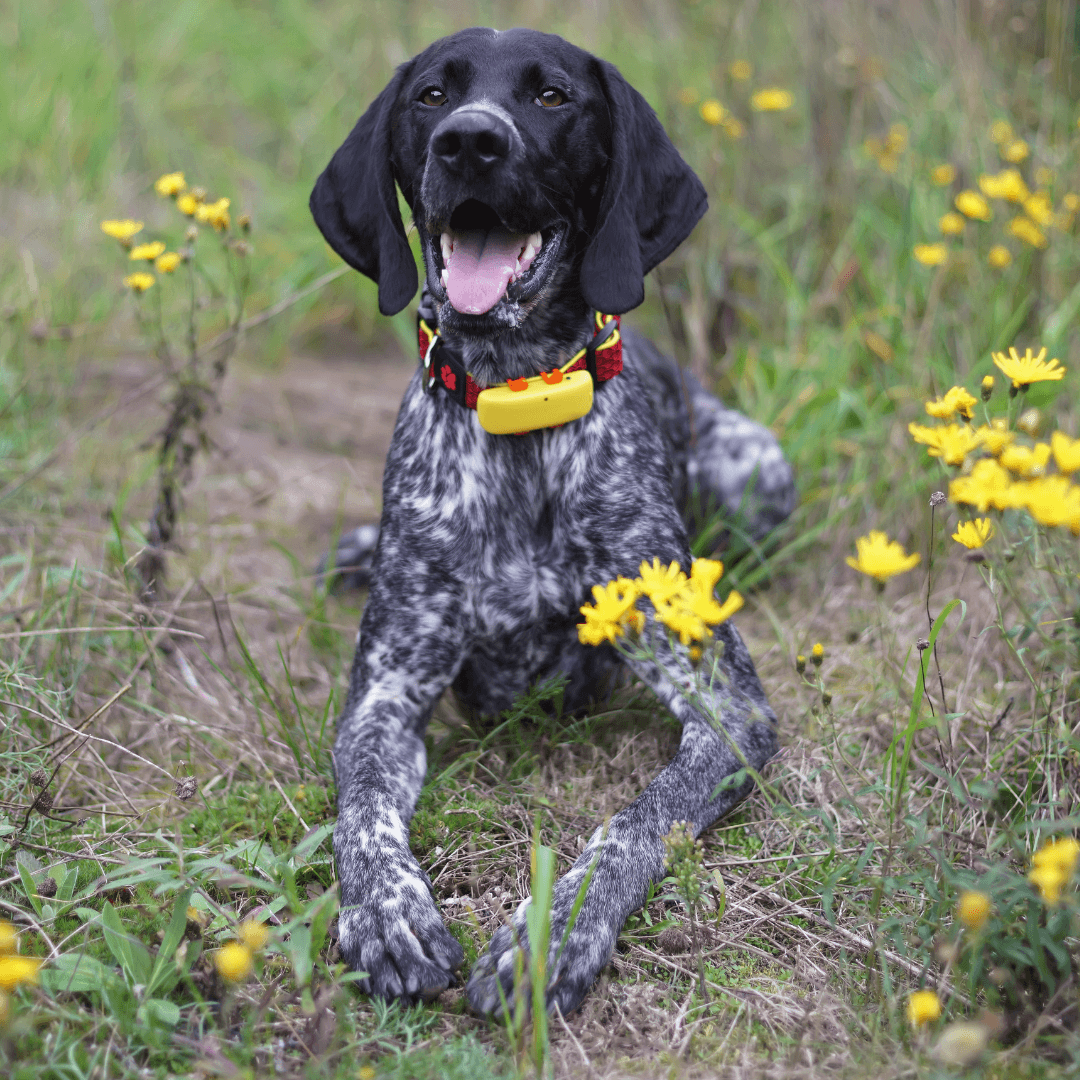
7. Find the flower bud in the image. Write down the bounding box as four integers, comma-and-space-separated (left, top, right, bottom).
795, 654, 806, 674
811, 642, 824, 666
981, 375, 994, 401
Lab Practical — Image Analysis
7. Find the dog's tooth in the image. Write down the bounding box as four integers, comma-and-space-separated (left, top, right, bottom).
528, 230, 542, 250
521, 243, 536, 263
440, 232, 452, 263
440, 268, 449, 289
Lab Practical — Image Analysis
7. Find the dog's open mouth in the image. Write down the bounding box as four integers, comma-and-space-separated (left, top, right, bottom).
429, 200, 563, 316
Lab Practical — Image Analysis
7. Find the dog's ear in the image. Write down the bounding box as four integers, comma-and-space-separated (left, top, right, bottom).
310, 66, 418, 316
581, 61, 707, 315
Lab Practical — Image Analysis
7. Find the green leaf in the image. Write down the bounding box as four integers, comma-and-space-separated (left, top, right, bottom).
41, 952, 117, 995
142, 997, 181, 1027
17, 860, 42, 917
101, 901, 152, 986
148, 886, 193, 995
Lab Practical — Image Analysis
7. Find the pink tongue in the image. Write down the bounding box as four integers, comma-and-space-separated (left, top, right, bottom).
445, 228, 528, 315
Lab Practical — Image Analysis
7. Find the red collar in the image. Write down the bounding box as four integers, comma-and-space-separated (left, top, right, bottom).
417, 311, 622, 414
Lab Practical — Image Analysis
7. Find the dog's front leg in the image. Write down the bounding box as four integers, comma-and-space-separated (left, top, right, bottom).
334, 581, 467, 1003
466, 619, 776, 1016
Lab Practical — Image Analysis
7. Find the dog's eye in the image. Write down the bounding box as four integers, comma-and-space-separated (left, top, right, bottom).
421, 88, 448, 107
536, 89, 564, 108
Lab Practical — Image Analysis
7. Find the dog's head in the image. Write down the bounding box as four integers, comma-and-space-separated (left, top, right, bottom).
311, 27, 706, 335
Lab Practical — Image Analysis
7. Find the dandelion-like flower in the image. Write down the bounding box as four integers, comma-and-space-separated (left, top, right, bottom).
952, 519, 995, 549
578, 578, 644, 646
154, 171, 186, 197
949, 458, 1017, 512
723, 117, 744, 139
215, 941, 254, 983
913, 243, 948, 266
155, 252, 181, 274
979, 169, 1029, 203
0, 955, 42, 991
846, 531, 920, 584
1008, 216, 1047, 248
1051, 431, 1080, 475
1019, 476, 1080, 531
981, 375, 995, 400
699, 99, 725, 126
957, 889, 991, 930
238, 919, 269, 951
1001, 138, 1029, 163
930, 163, 956, 186
907, 990, 941, 1027
100, 219, 144, 243
195, 196, 231, 231
729, 60, 752, 81
990, 119, 1013, 143
908, 422, 980, 466
1023, 191, 1053, 226
999, 442, 1051, 477
924, 386, 976, 421
0, 921, 17, 956
955, 190, 992, 221
938, 212, 964, 236
751, 88, 793, 112
987, 245, 1012, 268
123, 272, 155, 293
177, 192, 201, 216
638, 558, 689, 605
129, 240, 166, 262
992, 346, 1065, 389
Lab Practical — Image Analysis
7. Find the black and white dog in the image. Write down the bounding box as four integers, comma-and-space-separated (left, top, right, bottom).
310, 27, 795, 1016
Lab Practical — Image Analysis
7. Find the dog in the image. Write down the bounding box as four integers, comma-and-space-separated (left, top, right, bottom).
310, 26, 795, 1016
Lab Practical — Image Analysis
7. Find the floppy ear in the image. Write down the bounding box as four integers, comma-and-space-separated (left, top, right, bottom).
310, 65, 418, 316
581, 61, 708, 314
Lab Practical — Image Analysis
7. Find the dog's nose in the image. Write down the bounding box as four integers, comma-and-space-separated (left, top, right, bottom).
430, 110, 513, 176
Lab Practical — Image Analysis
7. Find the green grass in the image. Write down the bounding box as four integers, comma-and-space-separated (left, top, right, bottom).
3, 0, 1080, 1076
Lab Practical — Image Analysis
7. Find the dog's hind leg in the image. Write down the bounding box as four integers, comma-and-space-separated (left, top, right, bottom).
317, 523, 380, 591
465, 617, 777, 1017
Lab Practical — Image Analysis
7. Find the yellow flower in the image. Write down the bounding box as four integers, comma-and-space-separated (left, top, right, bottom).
1064, 193, 1080, 212
938, 212, 964, 235
934, 1022, 989, 1067
990, 119, 1013, 144
195, 196, 231, 231
907, 990, 941, 1027
638, 558, 689, 605
154, 171, 186, 197
1051, 431, 1080, 474
0, 955, 41, 991
999, 442, 1051, 477
129, 241, 166, 261
1029, 863, 1066, 905
177, 192, 201, 216
1033, 837, 1080, 878
699, 99, 725, 126
751, 88, 793, 112
992, 346, 1065, 388
155, 251, 181, 274
974, 419, 1012, 455
948, 459, 1017, 512
955, 190, 992, 221
913, 243, 948, 266
1008, 216, 1047, 248
1018, 476, 1080, 531
979, 169, 1029, 203
100, 219, 144, 242
723, 117, 744, 139
924, 386, 976, 421
729, 60, 752, 81
578, 578, 644, 646
952, 519, 994, 549
811, 642, 824, 661
930, 163, 956, 186
876, 153, 899, 175
1023, 191, 1053, 226
846, 531, 921, 584
908, 422, 980, 466
1001, 138, 1029, 163
957, 889, 991, 930
0, 922, 17, 956
215, 941, 254, 983
238, 920, 269, 951
123, 272, 155, 293
885, 123, 908, 153
678, 87, 699, 105
981, 375, 995, 399
358, 1067, 376, 1080
987, 245, 1012, 268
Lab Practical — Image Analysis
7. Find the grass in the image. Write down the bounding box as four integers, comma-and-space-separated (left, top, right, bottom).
3, 0, 1080, 1076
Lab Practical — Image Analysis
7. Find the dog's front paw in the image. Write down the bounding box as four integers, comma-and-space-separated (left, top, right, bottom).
338, 854, 464, 1004
466, 887, 617, 1018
